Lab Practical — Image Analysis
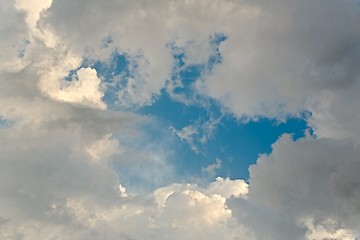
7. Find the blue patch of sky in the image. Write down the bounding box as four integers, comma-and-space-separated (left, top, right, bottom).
208, 33, 227, 67
138, 33, 311, 181
65, 49, 130, 108
168, 33, 226, 100
204, 116, 309, 180
0, 117, 12, 129
18, 39, 30, 58
64, 69, 79, 81
89, 52, 130, 107
139, 87, 310, 180
100, 36, 113, 49
65, 33, 312, 181
110, 120, 180, 192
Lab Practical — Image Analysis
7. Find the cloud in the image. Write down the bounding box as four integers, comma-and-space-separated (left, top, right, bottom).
170, 124, 199, 152
38, 0, 175, 107
40, 66, 106, 109
238, 134, 360, 239
170, 115, 222, 154
86, 133, 122, 163
202, 158, 222, 176
191, 0, 360, 144
2, 0, 360, 239
0, 0, 29, 72
207, 176, 248, 199
35, 0, 360, 141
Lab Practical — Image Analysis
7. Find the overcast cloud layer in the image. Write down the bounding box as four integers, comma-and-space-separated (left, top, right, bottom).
1, 0, 360, 239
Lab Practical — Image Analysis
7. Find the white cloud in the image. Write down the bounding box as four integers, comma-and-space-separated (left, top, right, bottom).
45, 67, 106, 109
207, 177, 248, 199
14, 0, 56, 48
86, 133, 122, 163
170, 124, 199, 152
170, 115, 222, 153
201, 158, 222, 176
302, 218, 357, 240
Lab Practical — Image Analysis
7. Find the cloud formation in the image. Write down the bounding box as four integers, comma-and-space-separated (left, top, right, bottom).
1, 0, 360, 239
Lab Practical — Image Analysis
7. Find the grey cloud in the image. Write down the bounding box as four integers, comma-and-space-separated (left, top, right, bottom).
241, 135, 360, 238
0, 0, 28, 71
228, 197, 307, 240
198, 0, 360, 123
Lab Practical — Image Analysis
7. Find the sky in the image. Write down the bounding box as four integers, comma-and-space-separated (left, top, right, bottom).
1, 0, 360, 239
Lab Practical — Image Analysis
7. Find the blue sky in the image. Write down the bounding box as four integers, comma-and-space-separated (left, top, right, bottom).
87, 44, 311, 182
139, 89, 309, 181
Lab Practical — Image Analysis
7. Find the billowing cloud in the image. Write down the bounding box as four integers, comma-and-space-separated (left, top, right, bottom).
2, 0, 360, 239
229, 134, 360, 239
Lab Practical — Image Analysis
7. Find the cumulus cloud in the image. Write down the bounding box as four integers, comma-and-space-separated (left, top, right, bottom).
2, 0, 360, 239
40, 66, 106, 109
194, 0, 360, 141
229, 134, 360, 239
